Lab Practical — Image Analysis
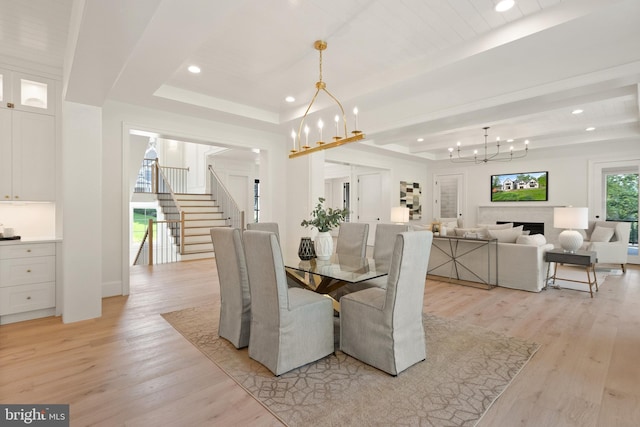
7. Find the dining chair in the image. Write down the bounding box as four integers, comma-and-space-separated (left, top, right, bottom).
336, 222, 369, 258
340, 230, 433, 375
243, 230, 334, 376
210, 227, 251, 349
246, 222, 280, 242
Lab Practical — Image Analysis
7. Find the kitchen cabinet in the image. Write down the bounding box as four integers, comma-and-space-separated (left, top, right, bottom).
0, 108, 56, 201
0, 68, 55, 115
0, 242, 56, 324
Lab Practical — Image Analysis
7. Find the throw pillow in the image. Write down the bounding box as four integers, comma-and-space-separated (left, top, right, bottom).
477, 222, 513, 230
590, 225, 615, 242
516, 234, 547, 246
487, 225, 524, 243
455, 227, 488, 238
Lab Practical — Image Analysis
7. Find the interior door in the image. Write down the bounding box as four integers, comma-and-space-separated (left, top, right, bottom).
433, 173, 464, 224
357, 172, 383, 245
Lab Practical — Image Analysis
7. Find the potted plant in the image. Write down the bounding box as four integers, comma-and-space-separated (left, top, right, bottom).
301, 197, 349, 260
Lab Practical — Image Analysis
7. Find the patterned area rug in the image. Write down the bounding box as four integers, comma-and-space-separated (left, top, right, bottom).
162, 304, 539, 427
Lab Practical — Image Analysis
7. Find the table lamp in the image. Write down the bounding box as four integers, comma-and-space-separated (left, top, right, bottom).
390, 206, 410, 224
554, 206, 588, 253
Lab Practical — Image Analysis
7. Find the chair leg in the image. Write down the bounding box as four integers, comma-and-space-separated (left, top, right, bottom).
621, 263, 626, 273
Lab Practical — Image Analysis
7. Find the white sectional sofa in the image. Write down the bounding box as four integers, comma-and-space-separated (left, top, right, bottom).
426, 223, 553, 292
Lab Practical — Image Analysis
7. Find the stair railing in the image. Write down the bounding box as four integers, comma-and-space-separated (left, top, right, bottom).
156, 163, 186, 255
132, 218, 182, 265
208, 165, 245, 229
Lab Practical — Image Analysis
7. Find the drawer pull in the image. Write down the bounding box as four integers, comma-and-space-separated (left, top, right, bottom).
27, 249, 32, 253
26, 296, 32, 300
27, 269, 32, 273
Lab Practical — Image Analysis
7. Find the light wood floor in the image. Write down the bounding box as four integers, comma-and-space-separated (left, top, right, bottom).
1, 260, 639, 426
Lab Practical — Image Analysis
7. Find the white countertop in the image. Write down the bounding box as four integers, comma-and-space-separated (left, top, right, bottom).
0, 237, 62, 246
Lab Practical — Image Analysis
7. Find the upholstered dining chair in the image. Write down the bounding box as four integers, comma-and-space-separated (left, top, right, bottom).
340, 230, 433, 375
243, 230, 335, 376
210, 227, 251, 349
336, 222, 369, 258
246, 222, 280, 242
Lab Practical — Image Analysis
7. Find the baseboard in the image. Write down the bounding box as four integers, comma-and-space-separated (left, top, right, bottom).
102, 281, 123, 297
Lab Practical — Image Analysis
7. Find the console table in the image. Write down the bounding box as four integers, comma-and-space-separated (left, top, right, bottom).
427, 235, 498, 289
544, 248, 598, 297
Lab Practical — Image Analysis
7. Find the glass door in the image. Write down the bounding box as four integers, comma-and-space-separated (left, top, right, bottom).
591, 159, 639, 264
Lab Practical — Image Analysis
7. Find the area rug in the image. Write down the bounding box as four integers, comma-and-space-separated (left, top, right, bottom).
162, 303, 539, 427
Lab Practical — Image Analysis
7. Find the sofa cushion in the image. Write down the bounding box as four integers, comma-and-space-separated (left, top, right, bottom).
590, 225, 615, 242
487, 225, 524, 243
516, 234, 547, 246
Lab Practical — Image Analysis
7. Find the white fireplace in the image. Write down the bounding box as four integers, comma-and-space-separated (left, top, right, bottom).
477, 205, 563, 244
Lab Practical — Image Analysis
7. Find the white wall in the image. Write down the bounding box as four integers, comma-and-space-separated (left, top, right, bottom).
429, 139, 640, 227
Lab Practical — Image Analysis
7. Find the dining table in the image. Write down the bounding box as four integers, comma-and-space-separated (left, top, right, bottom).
284, 254, 388, 310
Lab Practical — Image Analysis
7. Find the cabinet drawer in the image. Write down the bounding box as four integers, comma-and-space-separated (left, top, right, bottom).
0, 243, 55, 259
0, 256, 55, 286
0, 282, 55, 315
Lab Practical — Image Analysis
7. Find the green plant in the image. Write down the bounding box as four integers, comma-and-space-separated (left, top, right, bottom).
301, 197, 349, 233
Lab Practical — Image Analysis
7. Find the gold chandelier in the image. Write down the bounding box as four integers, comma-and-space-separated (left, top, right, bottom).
448, 126, 529, 164
288, 40, 365, 159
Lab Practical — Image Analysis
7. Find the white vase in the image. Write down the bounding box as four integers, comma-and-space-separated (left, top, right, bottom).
314, 231, 333, 261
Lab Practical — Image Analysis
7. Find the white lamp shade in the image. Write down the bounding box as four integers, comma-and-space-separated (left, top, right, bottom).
390, 206, 410, 223
554, 207, 588, 229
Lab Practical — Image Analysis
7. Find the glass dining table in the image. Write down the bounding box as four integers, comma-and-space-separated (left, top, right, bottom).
284, 254, 388, 309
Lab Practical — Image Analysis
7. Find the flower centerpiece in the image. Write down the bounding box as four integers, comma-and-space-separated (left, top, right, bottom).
301, 197, 349, 260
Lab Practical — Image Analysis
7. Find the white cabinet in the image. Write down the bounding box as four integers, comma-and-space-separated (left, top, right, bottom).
0, 108, 56, 201
0, 242, 56, 324
0, 68, 55, 115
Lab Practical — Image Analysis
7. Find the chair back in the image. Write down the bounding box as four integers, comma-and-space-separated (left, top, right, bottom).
336, 222, 369, 257
384, 231, 433, 318
373, 224, 410, 268
243, 230, 289, 320
246, 222, 280, 242
210, 227, 251, 348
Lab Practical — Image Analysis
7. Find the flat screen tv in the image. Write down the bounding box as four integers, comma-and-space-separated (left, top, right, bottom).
490, 171, 548, 202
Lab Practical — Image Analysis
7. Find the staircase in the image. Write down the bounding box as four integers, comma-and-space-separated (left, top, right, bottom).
162, 193, 228, 261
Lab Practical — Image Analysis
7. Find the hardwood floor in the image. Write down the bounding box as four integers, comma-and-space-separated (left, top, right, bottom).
1, 260, 639, 426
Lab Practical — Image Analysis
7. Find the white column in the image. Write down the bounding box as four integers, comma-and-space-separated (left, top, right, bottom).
61, 101, 102, 323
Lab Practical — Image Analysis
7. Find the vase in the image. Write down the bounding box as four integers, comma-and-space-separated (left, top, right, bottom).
298, 237, 316, 260
314, 231, 333, 261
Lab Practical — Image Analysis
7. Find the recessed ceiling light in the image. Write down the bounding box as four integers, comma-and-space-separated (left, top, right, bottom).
495, 0, 515, 12
572, 109, 584, 115
285, 96, 295, 103
506, 139, 514, 143
586, 127, 596, 131
417, 138, 424, 142
187, 65, 201, 74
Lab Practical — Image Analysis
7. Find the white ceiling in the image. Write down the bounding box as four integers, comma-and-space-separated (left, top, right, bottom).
3, 0, 640, 161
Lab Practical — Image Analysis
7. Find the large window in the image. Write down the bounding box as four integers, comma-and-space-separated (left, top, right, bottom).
605, 172, 638, 249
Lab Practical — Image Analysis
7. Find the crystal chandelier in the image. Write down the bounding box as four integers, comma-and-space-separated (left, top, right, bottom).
448, 126, 529, 164
288, 40, 365, 159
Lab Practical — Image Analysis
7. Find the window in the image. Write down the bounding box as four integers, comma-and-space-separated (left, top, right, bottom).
605, 172, 638, 248
343, 182, 350, 222
132, 208, 157, 243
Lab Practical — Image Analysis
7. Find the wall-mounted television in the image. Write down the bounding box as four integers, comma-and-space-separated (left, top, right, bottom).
490, 171, 548, 202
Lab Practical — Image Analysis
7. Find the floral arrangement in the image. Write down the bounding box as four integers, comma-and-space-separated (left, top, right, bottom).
301, 197, 349, 233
